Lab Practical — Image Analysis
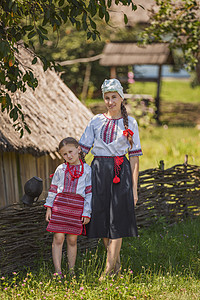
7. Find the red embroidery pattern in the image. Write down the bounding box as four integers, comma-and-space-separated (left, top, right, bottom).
129, 149, 143, 157
85, 185, 92, 194
49, 184, 58, 193
79, 143, 90, 154
63, 165, 79, 193
100, 119, 118, 144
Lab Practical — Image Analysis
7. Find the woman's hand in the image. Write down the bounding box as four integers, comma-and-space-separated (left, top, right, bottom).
45, 207, 52, 222
81, 217, 90, 225
130, 156, 139, 207
133, 188, 138, 206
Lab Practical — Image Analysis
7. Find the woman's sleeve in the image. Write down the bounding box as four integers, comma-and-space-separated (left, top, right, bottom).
82, 166, 92, 218
79, 118, 95, 154
44, 167, 60, 208
128, 118, 143, 157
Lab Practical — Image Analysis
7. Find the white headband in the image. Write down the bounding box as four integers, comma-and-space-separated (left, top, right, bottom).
101, 78, 124, 99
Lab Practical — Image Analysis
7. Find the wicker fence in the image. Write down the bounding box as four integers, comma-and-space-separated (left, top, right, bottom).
0, 161, 200, 275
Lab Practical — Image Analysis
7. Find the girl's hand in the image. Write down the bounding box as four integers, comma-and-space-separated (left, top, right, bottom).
133, 189, 138, 206
81, 217, 90, 225
46, 207, 52, 222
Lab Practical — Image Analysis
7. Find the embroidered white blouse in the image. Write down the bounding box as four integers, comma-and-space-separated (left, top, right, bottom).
44, 163, 92, 218
79, 114, 143, 157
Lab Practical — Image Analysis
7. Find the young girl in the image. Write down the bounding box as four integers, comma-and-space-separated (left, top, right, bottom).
79, 78, 142, 279
44, 137, 92, 275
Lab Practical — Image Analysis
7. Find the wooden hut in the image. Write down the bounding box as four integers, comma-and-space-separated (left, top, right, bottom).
0, 46, 93, 208
100, 42, 174, 122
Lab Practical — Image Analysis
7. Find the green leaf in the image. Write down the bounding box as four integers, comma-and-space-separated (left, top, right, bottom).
59, 0, 64, 7
10, 83, 17, 93
92, 33, 96, 41
23, 25, 34, 32
32, 57, 37, 64
107, 0, 112, 8
28, 30, 36, 39
38, 25, 48, 34
76, 21, 81, 30
89, 18, 96, 29
132, 3, 137, 11
124, 13, 128, 24
39, 35, 44, 45
25, 124, 31, 134
99, 7, 104, 19
105, 11, 109, 23
87, 31, 92, 39
20, 128, 24, 138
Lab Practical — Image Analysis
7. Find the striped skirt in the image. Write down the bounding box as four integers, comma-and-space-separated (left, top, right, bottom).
46, 192, 85, 235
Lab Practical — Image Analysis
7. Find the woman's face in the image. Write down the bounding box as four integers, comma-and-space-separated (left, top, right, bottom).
59, 144, 80, 165
104, 91, 123, 115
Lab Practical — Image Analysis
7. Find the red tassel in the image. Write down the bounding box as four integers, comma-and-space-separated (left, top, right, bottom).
113, 175, 120, 184
49, 173, 54, 178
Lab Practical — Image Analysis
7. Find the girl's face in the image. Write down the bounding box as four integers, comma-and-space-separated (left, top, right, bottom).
104, 91, 123, 115
59, 144, 80, 165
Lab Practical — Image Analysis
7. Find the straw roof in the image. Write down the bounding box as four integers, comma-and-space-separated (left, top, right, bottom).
0, 45, 93, 156
100, 42, 174, 66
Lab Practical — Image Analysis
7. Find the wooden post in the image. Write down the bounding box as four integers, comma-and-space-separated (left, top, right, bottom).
155, 65, 162, 124
110, 66, 116, 78
81, 63, 92, 102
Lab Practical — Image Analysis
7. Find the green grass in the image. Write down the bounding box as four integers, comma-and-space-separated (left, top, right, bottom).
1, 217, 200, 299
139, 126, 200, 170
128, 80, 200, 104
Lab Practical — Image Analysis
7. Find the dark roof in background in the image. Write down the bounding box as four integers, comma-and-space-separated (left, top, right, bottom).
100, 43, 174, 66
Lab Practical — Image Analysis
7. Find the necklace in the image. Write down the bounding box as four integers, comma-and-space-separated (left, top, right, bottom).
66, 159, 84, 180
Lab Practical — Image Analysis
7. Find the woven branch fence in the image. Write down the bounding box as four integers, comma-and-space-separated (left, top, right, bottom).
0, 162, 200, 275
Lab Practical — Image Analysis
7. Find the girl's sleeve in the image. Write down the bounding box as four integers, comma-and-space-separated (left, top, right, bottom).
128, 118, 143, 157
79, 118, 95, 154
82, 166, 92, 218
44, 167, 60, 208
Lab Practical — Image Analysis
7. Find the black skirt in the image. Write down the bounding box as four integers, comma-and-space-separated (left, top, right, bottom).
86, 156, 138, 239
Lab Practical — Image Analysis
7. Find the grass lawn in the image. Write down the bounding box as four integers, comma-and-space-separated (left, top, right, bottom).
139, 125, 200, 170
128, 80, 200, 104
1, 217, 200, 299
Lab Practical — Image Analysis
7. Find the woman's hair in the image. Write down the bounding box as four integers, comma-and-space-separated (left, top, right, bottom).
58, 137, 85, 163
121, 102, 133, 148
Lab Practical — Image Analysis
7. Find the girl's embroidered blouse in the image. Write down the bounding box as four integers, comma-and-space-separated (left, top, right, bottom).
79, 114, 143, 157
44, 163, 92, 218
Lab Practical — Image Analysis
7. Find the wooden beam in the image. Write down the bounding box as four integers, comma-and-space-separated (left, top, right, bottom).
59, 54, 103, 66
110, 67, 116, 78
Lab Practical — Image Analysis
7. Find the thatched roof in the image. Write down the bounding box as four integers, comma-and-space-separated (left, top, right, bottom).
100, 42, 174, 66
109, 0, 156, 27
0, 46, 93, 156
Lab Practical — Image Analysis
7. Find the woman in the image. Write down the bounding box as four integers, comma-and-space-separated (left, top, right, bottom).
79, 78, 143, 278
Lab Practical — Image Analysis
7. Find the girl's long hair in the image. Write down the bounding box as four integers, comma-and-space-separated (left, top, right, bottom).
121, 102, 133, 148
58, 137, 85, 163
